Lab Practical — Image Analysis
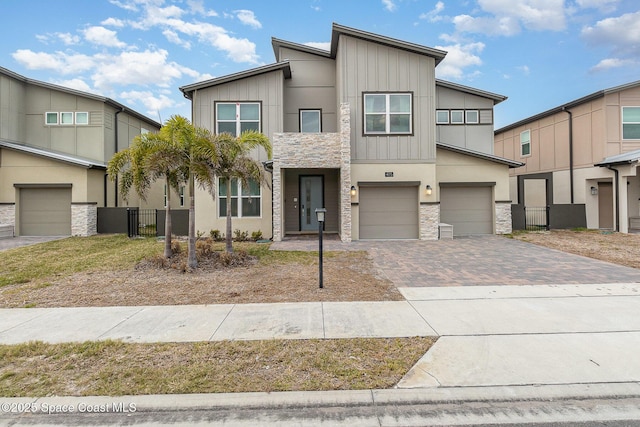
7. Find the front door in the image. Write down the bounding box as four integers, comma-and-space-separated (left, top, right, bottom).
300, 176, 323, 231
598, 182, 614, 229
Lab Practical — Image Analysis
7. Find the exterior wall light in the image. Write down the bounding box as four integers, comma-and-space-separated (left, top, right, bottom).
350, 185, 357, 196
591, 186, 598, 195
425, 185, 432, 196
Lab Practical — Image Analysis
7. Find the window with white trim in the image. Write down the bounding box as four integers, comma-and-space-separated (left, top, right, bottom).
450, 110, 464, 124
521, 130, 531, 157
465, 110, 479, 124
622, 107, 640, 140
218, 178, 261, 217
364, 93, 412, 134
436, 110, 449, 124
216, 102, 260, 137
75, 112, 89, 125
61, 112, 74, 125
45, 112, 58, 125
300, 109, 321, 133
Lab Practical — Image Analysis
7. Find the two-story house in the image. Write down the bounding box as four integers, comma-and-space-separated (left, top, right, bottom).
494, 80, 640, 233
0, 66, 168, 237
180, 23, 522, 241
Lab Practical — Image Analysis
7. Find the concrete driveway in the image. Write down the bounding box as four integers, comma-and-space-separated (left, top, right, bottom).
272, 235, 640, 286
0, 236, 69, 252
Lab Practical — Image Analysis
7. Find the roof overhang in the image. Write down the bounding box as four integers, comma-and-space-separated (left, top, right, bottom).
179, 62, 292, 99
436, 79, 507, 105
595, 148, 640, 167
437, 142, 524, 168
271, 37, 331, 61
0, 140, 106, 169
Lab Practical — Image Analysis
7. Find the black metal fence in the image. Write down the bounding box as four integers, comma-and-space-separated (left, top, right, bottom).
524, 206, 550, 231
127, 208, 158, 237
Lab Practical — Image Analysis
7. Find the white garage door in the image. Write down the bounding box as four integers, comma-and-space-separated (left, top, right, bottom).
359, 186, 418, 239
20, 188, 72, 236
440, 186, 493, 236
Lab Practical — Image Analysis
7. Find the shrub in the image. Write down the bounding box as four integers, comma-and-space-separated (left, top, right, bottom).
233, 229, 249, 242
170, 240, 182, 254
195, 239, 214, 259
209, 229, 223, 241
251, 230, 263, 241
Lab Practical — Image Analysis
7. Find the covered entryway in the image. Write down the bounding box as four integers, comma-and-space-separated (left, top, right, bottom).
19, 187, 71, 236
359, 185, 419, 239
440, 185, 493, 236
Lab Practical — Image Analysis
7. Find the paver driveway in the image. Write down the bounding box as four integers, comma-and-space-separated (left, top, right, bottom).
364, 236, 640, 287
272, 235, 640, 287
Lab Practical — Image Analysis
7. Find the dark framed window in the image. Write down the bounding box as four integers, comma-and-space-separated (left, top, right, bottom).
623, 107, 640, 140
215, 102, 261, 137
218, 178, 261, 217
364, 92, 412, 135
300, 109, 321, 133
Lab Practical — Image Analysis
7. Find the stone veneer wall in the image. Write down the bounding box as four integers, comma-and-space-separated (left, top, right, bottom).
71, 203, 97, 236
0, 204, 15, 226
495, 201, 512, 234
272, 103, 352, 242
420, 203, 440, 240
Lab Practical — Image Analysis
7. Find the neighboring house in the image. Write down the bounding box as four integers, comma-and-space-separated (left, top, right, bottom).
0, 66, 169, 237
180, 23, 522, 241
494, 80, 640, 233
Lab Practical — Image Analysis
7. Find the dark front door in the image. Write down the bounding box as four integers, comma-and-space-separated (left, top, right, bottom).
300, 176, 323, 231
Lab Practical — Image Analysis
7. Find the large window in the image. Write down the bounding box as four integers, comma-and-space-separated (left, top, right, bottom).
216, 102, 260, 136
521, 130, 531, 157
218, 178, 261, 217
300, 109, 321, 133
364, 93, 412, 135
623, 107, 640, 140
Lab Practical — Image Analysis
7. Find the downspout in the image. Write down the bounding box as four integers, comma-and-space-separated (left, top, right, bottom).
563, 107, 574, 204
114, 107, 124, 207
607, 165, 620, 232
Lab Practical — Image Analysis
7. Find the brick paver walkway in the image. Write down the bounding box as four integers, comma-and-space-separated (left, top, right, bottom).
272, 235, 640, 287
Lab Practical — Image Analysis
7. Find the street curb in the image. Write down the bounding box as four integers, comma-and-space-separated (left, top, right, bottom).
4, 383, 640, 413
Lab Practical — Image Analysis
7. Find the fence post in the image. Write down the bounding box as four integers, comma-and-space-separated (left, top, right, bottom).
546, 206, 551, 230
154, 209, 159, 237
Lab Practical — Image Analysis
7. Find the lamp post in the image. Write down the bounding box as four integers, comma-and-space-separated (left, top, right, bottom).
315, 208, 326, 289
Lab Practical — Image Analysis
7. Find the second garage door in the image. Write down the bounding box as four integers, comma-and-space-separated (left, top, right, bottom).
440, 186, 493, 236
359, 186, 418, 239
20, 187, 72, 236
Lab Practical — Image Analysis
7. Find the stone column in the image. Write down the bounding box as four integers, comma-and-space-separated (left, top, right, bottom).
420, 203, 439, 240
495, 201, 513, 234
339, 102, 352, 242
71, 203, 97, 236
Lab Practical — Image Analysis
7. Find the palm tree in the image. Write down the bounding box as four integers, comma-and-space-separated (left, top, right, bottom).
210, 131, 272, 253
107, 131, 181, 259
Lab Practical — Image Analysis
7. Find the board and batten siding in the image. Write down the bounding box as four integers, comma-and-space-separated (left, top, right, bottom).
0, 73, 27, 143
279, 47, 337, 133
336, 35, 437, 162
192, 70, 285, 164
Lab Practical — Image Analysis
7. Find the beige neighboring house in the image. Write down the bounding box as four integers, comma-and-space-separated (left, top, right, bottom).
0, 66, 170, 237
180, 23, 522, 241
494, 80, 640, 233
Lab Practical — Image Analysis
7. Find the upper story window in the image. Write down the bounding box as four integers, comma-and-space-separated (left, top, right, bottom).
436, 110, 449, 124
364, 93, 412, 135
216, 102, 260, 137
450, 110, 464, 124
218, 178, 261, 218
465, 110, 479, 124
436, 109, 492, 125
300, 109, 321, 133
622, 107, 640, 140
520, 130, 531, 157
45, 111, 88, 126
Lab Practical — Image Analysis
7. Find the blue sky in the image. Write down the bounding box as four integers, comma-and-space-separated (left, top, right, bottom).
2, 0, 639, 129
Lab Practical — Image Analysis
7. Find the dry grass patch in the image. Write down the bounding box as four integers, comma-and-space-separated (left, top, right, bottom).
511, 229, 640, 269
0, 338, 434, 397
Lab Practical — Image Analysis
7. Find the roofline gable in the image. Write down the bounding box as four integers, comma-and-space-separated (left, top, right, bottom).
271, 37, 331, 61
330, 23, 447, 64
437, 141, 524, 168
0, 140, 107, 169
436, 79, 507, 105
179, 62, 292, 98
0, 66, 161, 128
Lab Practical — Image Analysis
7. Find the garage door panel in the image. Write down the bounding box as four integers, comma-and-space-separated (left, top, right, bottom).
440, 186, 493, 236
20, 188, 71, 236
359, 186, 418, 239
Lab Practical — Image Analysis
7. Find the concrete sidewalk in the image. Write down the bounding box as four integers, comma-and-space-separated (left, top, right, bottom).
2, 282, 640, 390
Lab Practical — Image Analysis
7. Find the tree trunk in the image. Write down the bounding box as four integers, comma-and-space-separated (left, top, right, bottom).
225, 178, 233, 253
187, 174, 198, 269
163, 177, 173, 259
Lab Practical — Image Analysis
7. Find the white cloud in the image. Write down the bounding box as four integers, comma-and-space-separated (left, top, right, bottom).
454, 0, 567, 36
590, 58, 636, 72
304, 42, 330, 51
101, 17, 126, 27
419, 1, 445, 22
83, 26, 127, 48
517, 65, 531, 75
382, 0, 397, 12
582, 11, 640, 54
235, 10, 262, 29
163, 29, 191, 49
12, 49, 95, 74
434, 42, 485, 79
55, 78, 94, 93
575, 0, 619, 13
57, 32, 81, 45
119, 89, 178, 116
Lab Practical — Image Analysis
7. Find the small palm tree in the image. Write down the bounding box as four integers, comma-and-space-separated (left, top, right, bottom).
107, 132, 181, 259
209, 131, 272, 253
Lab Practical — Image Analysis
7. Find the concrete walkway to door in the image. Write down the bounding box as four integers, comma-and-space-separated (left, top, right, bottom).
272, 235, 640, 286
